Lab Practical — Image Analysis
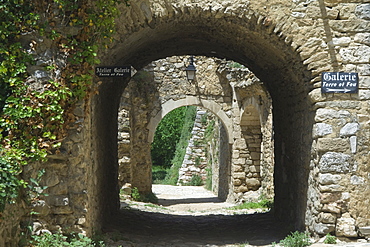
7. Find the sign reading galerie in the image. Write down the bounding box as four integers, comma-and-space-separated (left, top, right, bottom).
95, 66, 131, 77
321, 72, 358, 93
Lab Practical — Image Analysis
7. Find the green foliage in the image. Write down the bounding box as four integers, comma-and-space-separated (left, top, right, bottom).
161, 106, 197, 185
229, 198, 274, 210
276, 231, 311, 247
188, 174, 203, 186
131, 187, 141, 201
131, 187, 158, 204
205, 167, 212, 191
0, 0, 128, 213
324, 233, 336, 244
151, 107, 190, 168
152, 166, 168, 184
31, 232, 105, 247
227, 61, 244, 68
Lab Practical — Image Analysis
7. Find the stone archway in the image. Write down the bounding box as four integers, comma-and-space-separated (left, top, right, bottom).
93, 2, 314, 233
148, 96, 233, 145
2, 1, 369, 243
25, 0, 367, 239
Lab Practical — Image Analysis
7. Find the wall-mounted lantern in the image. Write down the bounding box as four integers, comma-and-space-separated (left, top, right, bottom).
185, 56, 196, 82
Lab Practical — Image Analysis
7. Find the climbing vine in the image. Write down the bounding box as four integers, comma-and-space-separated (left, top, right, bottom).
0, 0, 128, 212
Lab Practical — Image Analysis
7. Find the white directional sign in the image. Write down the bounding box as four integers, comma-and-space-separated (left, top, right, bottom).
321, 72, 358, 94
95, 66, 131, 77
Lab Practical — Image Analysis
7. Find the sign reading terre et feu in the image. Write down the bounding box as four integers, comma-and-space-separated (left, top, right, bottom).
321, 72, 359, 94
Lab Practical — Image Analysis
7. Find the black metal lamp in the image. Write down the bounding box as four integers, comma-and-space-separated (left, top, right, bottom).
185, 56, 196, 82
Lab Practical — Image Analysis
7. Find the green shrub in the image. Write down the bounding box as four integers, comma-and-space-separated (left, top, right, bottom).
31, 233, 105, 247
131, 187, 158, 204
278, 231, 311, 247
229, 199, 274, 210
162, 106, 197, 185
152, 166, 168, 184
131, 187, 141, 201
188, 174, 203, 186
324, 233, 336, 244
205, 167, 212, 191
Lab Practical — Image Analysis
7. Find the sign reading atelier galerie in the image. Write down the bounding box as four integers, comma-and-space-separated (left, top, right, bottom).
95, 66, 131, 77
321, 72, 359, 93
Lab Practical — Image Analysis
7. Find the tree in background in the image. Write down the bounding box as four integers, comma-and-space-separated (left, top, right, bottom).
151, 106, 196, 184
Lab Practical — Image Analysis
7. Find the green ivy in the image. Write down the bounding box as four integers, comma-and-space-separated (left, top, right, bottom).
0, 0, 129, 213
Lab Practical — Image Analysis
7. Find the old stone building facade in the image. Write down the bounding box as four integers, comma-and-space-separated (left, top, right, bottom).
1, 0, 369, 245
117, 56, 273, 202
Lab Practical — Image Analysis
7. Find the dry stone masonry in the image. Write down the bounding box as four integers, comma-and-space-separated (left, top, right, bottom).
117, 56, 274, 203
1, 0, 370, 245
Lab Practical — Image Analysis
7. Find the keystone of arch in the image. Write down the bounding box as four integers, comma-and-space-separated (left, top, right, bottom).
148, 96, 233, 144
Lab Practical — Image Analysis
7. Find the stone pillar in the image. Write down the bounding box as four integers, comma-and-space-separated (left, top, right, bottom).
129, 97, 153, 195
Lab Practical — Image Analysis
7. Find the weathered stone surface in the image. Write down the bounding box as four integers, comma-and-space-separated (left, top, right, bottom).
319, 174, 342, 185
313, 123, 333, 137
315, 109, 350, 122
350, 175, 365, 185
359, 226, 370, 237
316, 138, 349, 152
322, 203, 341, 214
350, 136, 357, 153
336, 213, 358, 237
339, 45, 370, 63
245, 178, 261, 191
314, 223, 335, 235
355, 4, 370, 20
340, 123, 359, 137
319, 152, 352, 173
319, 212, 337, 224
320, 192, 341, 204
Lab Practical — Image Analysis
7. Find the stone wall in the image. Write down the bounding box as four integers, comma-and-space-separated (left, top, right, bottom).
178, 109, 210, 185
117, 56, 274, 202
2, 0, 370, 244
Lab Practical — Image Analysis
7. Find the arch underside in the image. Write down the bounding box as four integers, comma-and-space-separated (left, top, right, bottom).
148, 96, 233, 144
93, 5, 313, 231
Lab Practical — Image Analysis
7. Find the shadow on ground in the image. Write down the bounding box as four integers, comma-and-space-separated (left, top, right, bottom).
158, 197, 223, 206
103, 208, 291, 246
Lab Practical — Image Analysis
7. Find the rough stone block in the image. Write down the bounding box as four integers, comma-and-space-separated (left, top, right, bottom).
350, 175, 365, 185
319, 184, 344, 192
233, 158, 245, 165
319, 212, 337, 224
350, 136, 357, 153
316, 138, 349, 152
319, 173, 342, 185
322, 203, 341, 214
320, 193, 341, 204
237, 185, 249, 193
339, 45, 370, 63
245, 178, 260, 191
313, 123, 333, 137
232, 164, 243, 172
315, 109, 350, 122
233, 179, 242, 186
319, 152, 352, 173
336, 213, 358, 237
48, 195, 69, 207
233, 172, 246, 179
314, 223, 335, 235
340, 123, 359, 137
355, 4, 370, 20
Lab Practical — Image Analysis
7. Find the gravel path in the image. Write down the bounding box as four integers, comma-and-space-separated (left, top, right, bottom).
103, 185, 370, 247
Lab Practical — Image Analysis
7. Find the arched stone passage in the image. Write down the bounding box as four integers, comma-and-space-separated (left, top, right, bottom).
93, 1, 315, 233
148, 96, 233, 144
2, 1, 369, 242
